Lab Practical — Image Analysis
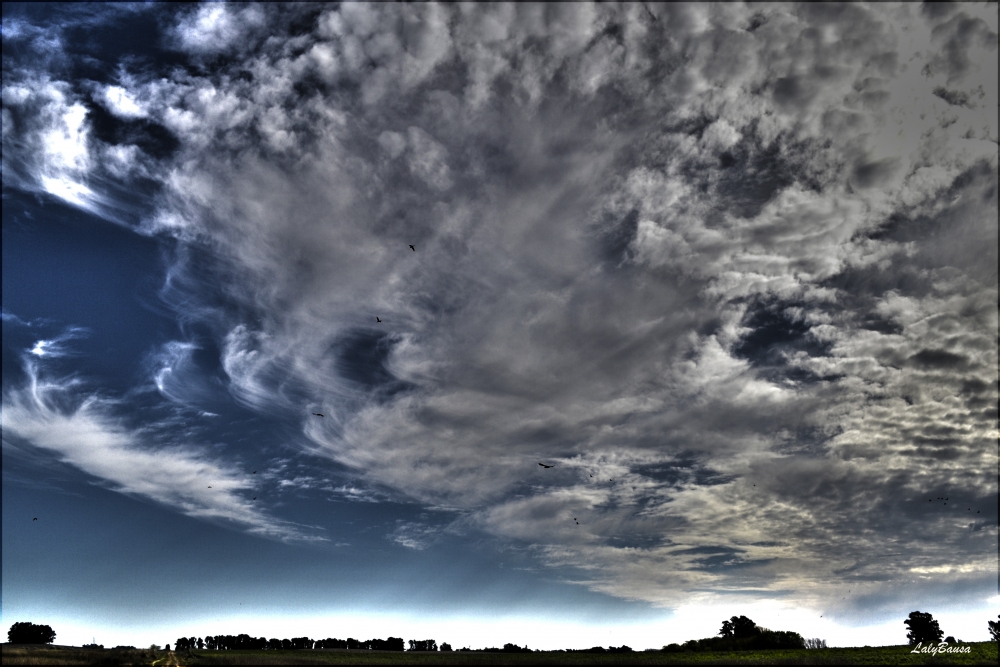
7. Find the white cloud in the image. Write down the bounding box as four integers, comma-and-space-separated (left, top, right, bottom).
1, 79, 98, 209
99, 84, 146, 119
2, 363, 316, 542
26, 325, 88, 358
172, 4, 265, 56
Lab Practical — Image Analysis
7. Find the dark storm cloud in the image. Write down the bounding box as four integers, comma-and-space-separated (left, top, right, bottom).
3, 1, 996, 614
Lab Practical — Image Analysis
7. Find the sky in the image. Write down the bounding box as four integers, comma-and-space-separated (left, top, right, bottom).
2, 1, 997, 651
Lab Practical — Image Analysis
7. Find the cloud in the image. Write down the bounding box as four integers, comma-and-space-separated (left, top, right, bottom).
389, 520, 442, 551
148, 339, 226, 409
3, 2, 996, 611
27, 325, 89, 359
98, 85, 147, 119
1, 362, 317, 542
1, 77, 97, 209
169, 4, 267, 57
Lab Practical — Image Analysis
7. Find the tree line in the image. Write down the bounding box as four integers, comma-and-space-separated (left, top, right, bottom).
9, 612, 1000, 651
172, 636, 408, 651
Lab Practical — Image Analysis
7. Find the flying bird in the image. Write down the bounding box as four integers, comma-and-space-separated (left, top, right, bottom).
208, 486, 212, 488
253, 497, 257, 500
32, 518, 37, 521
538, 463, 554, 468
376, 317, 381, 322
408, 245, 415, 251
253, 471, 257, 474
313, 413, 324, 417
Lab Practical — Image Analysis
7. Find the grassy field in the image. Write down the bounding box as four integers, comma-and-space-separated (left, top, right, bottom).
3, 643, 997, 666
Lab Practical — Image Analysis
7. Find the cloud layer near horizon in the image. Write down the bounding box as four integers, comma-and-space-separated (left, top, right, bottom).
2, 2, 996, 611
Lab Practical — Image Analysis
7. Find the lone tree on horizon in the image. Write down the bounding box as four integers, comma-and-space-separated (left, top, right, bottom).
988, 615, 999, 642
8, 622, 56, 644
905, 611, 943, 646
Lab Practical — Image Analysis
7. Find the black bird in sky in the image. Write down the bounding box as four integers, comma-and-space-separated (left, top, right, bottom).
32, 518, 37, 521
538, 463, 554, 468
408, 245, 415, 251
313, 413, 324, 417
376, 317, 382, 322
253, 497, 257, 500
253, 471, 257, 474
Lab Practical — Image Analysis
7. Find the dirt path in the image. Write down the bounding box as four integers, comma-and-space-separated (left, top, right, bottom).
152, 651, 183, 666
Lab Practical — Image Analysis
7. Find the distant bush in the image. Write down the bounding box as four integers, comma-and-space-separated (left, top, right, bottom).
439, 642, 453, 652
82, 643, 104, 650
501, 643, 533, 653
7, 622, 56, 644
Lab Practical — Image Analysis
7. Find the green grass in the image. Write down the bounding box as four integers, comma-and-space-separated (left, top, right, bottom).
1, 645, 162, 665
4, 643, 997, 666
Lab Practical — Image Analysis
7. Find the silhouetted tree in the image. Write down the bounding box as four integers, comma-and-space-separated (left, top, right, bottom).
408, 639, 437, 651
720, 616, 759, 639
804, 638, 827, 649
197, 637, 204, 649
164, 644, 171, 651
440, 642, 453, 651
905, 611, 943, 646
8, 622, 56, 644
989, 615, 999, 642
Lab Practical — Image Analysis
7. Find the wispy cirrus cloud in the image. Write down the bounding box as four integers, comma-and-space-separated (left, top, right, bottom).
27, 325, 89, 359
1, 362, 319, 542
